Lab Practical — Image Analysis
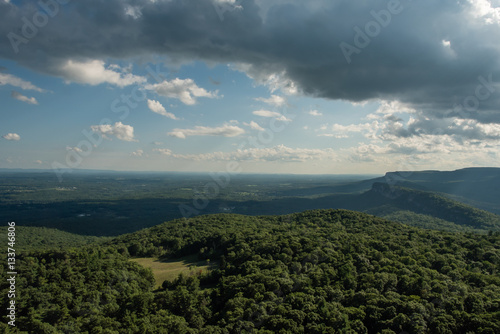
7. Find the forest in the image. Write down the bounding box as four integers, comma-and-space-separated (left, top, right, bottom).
1, 209, 499, 333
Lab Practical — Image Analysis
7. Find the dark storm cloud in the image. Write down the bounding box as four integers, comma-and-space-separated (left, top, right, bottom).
1, 0, 499, 121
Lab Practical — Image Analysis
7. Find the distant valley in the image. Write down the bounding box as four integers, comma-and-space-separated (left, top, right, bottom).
1, 167, 499, 236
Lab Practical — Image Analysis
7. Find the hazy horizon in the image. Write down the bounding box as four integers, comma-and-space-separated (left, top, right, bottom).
4, 165, 498, 176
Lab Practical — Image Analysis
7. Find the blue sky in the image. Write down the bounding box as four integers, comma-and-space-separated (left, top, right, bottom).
1, 0, 500, 175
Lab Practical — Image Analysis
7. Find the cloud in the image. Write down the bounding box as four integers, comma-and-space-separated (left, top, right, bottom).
0, 73, 44, 92
2, 133, 20, 141
131, 149, 145, 157
345, 132, 500, 169
318, 133, 348, 139
308, 110, 322, 117
236, 64, 299, 95
332, 116, 500, 147
168, 124, 245, 139
11, 91, 38, 104
469, 0, 500, 25
331, 122, 379, 135
153, 148, 173, 156
382, 116, 500, 142
90, 122, 137, 142
124, 5, 142, 19
254, 94, 286, 107
0, 0, 499, 123
56, 59, 146, 87
244, 121, 265, 131
318, 121, 380, 139
252, 109, 291, 121
147, 99, 178, 119
145, 78, 218, 105
358, 100, 500, 142
367, 100, 417, 118
160, 144, 337, 162
327, 98, 500, 164
66, 146, 83, 153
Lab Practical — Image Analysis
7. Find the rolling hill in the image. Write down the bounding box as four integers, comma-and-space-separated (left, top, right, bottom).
224, 183, 500, 233
0, 226, 108, 251
371, 167, 500, 214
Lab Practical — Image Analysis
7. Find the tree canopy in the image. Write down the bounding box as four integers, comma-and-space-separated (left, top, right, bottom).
1, 209, 499, 333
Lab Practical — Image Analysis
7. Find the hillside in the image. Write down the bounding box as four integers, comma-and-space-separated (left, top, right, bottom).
2, 210, 499, 333
222, 183, 500, 233
278, 167, 500, 216
376, 168, 500, 214
360, 183, 500, 232
0, 226, 107, 252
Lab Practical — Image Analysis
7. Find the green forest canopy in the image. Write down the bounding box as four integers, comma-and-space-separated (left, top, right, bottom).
1, 209, 499, 333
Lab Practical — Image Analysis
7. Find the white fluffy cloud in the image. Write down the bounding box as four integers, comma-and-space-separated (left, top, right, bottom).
469, 0, 500, 24
90, 122, 137, 142
252, 109, 291, 121
163, 144, 337, 162
362, 100, 500, 142
57, 59, 146, 87
308, 110, 323, 117
331, 122, 379, 137
11, 91, 38, 104
322, 98, 500, 167
254, 95, 286, 107
146, 78, 218, 105
318, 121, 380, 139
131, 149, 145, 157
168, 124, 245, 139
2, 133, 20, 141
346, 132, 500, 171
0, 73, 44, 92
153, 148, 173, 156
147, 99, 178, 120
244, 121, 265, 132
368, 100, 417, 118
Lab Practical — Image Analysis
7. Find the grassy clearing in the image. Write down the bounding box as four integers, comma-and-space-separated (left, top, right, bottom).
131, 254, 212, 288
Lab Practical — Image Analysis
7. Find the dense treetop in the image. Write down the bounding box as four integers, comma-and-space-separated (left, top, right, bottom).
1, 210, 499, 333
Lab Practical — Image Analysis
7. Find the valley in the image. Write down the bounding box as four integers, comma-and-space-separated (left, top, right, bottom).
1, 168, 499, 237
1, 168, 499, 333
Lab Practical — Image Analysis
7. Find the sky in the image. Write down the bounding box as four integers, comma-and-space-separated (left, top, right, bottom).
0, 0, 499, 175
